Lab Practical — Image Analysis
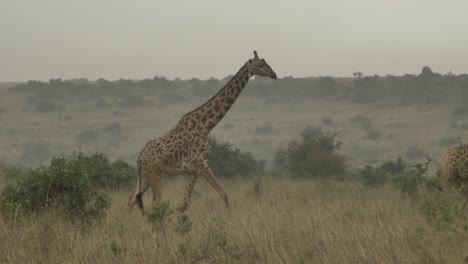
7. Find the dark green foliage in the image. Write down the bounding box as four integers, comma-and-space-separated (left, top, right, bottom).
380, 157, 407, 174
146, 200, 173, 225
71, 152, 135, 189
0, 153, 112, 224
358, 158, 406, 187
0, 163, 29, 183
391, 158, 432, 194
7, 68, 468, 108
359, 165, 389, 187
208, 137, 264, 178
420, 188, 467, 229
274, 126, 346, 177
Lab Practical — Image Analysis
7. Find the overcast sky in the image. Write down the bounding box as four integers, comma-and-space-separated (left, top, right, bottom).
1, 0, 467, 81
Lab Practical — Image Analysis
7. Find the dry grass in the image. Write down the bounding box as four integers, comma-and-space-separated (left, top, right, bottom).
1, 177, 467, 264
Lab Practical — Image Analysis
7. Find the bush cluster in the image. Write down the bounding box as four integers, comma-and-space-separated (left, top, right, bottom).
0, 152, 136, 223
208, 137, 265, 178
274, 126, 346, 177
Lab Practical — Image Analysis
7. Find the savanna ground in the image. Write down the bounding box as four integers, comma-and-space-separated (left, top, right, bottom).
1, 74, 468, 263
1, 177, 467, 264
1, 76, 468, 169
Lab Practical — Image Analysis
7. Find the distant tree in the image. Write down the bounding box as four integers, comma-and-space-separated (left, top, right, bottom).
420, 66, 434, 78
353, 72, 363, 79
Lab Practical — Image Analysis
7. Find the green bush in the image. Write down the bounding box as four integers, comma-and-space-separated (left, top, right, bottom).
358, 165, 389, 187
73, 152, 135, 189
274, 126, 346, 177
358, 158, 407, 187
391, 158, 433, 194
208, 137, 265, 178
0, 153, 111, 224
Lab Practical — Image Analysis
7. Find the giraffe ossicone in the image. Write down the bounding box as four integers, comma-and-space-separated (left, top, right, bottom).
128, 51, 277, 213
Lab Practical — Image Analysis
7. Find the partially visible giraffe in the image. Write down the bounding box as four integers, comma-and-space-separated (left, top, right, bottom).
128, 51, 277, 213
441, 144, 468, 209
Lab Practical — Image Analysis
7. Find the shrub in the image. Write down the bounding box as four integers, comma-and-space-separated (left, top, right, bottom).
34, 101, 64, 112
358, 158, 406, 187
349, 115, 372, 130
321, 116, 333, 126
274, 126, 346, 177
364, 128, 381, 140
72, 152, 135, 189
380, 157, 407, 174
119, 95, 144, 107
0, 153, 111, 224
255, 121, 273, 135
391, 158, 432, 194
359, 165, 389, 187
146, 200, 173, 225
420, 188, 467, 229
208, 137, 265, 178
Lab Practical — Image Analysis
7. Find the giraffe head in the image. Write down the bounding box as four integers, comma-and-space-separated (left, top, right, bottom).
247, 51, 277, 80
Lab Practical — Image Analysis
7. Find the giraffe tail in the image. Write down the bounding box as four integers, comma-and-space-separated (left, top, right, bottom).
135, 159, 145, 211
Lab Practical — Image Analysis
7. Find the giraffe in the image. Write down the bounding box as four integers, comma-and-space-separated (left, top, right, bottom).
441, 144, 468, 209
128, 51, 277, 213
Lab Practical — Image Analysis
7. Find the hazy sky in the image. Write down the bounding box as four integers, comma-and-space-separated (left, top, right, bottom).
1, 0, 467, 81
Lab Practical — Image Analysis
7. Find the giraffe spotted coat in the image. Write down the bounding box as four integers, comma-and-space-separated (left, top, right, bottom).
128, 51, 277, 213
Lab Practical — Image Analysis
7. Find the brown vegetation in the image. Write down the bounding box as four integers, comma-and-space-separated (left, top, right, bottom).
1, 177, 467, 263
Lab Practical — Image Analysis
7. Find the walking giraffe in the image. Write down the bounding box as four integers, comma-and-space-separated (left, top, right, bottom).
441, 144, 468, 209
128, 51, 277, 213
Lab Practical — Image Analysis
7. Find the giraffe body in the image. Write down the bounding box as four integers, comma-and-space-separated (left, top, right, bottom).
441, 144, 468, 193
128, 51, 277, 213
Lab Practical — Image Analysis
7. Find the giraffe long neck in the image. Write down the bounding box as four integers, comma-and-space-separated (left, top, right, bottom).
180, 63, 252, 136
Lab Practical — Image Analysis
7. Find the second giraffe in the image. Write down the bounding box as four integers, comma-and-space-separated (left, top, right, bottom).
128, 51, 277, 213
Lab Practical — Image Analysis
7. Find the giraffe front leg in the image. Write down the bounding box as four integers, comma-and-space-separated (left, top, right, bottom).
177, 173, 198, 212
193, 160, 230, 210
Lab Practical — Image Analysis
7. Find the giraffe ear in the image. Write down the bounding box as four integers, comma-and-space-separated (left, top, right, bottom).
253, 51, 259, 59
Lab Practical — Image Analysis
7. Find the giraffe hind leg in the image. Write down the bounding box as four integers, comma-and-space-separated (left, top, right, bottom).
178, 173, 198, 212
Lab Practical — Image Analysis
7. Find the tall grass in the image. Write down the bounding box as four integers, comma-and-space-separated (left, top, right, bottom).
1, 177, 467, 263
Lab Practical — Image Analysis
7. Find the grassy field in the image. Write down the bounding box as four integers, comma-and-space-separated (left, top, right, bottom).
1, 80, 467, 169
1, 176, 467, 264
